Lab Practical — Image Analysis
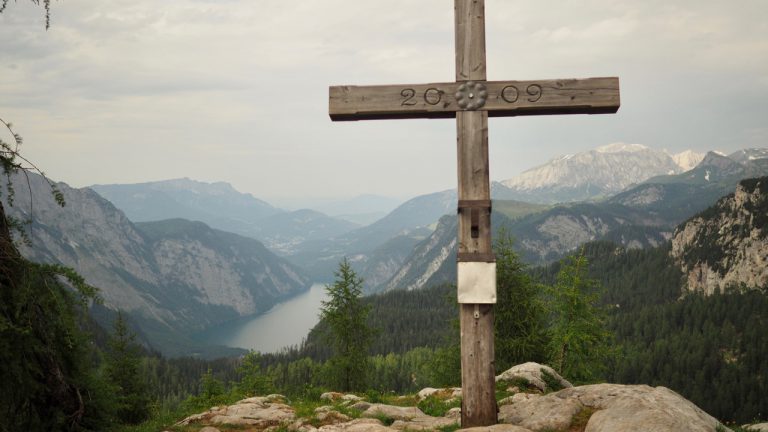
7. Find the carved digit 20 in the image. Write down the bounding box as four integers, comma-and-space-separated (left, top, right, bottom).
401, 88, 444, 106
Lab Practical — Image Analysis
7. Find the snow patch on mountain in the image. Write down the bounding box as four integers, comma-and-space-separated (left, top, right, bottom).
594, 142, 649, 153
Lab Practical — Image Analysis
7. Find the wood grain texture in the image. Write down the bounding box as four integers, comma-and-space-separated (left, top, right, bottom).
328, 78, 620, 121
455, 0, 486, 82
456, 110, 491, 256
460, 303, 498, 426
455, 0, 496, 425
456, 103, 496, 424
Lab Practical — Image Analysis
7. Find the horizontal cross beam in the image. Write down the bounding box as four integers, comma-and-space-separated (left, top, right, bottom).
329, 77, 619, 121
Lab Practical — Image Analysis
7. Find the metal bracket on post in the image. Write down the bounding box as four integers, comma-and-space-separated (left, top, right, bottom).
458, 200, 492, 240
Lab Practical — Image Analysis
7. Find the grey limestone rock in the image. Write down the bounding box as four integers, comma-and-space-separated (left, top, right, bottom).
495, 362, 573, 392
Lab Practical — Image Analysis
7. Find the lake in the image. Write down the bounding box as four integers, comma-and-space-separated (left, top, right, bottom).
198, 283, 328, 353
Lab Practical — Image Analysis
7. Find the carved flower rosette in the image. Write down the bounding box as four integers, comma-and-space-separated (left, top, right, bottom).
455, 81, 488, 111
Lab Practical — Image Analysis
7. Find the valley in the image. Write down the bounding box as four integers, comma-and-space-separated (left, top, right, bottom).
3, 141, 768, 430
5, 143, 767, 357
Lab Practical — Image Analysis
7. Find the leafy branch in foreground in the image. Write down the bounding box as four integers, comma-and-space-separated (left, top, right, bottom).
1, 118, 65, 243
0, 117, 111, 430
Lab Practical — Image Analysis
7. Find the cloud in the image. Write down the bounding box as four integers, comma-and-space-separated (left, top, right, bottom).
0, 0, 766, 201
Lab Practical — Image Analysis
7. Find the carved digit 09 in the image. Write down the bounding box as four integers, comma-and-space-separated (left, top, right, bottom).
501, 85, 519, 103
400, 88, 417, 106
424, 88, 443, 105
526, 84, 543, 102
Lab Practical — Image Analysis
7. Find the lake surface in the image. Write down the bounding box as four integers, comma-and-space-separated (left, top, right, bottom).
199, 283, 328, 353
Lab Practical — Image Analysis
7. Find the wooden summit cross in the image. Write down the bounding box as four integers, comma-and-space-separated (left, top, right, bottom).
328, 0, 619, 426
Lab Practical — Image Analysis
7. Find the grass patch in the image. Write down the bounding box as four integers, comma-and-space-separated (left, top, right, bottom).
720, 425, 750, 432
382, 394, 420, 407
332, 402, 362, 419
541, 368, 566, 393
113, 400, 222, 432
371, 413, 396, 426
292, 398, 327, 419
417, 395, 462, 417
568, 407, 597, 432
293, 399, 362, 428
495, 377, 535, 401
437, 423, 461, 432
365, 389, 385, 403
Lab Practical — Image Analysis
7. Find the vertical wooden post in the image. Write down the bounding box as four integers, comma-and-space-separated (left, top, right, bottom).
455, 0, 497, 427
329, 2, 619, 426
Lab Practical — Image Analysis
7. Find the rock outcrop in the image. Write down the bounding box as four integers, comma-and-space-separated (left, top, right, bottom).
499, 383, 728, 432
671, 177, 768, 294
175, 384, 729, 431
495, 362, 573, 393
175, 395, 295, 428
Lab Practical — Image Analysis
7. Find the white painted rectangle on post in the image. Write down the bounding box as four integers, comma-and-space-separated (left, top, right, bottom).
457, 261, 497, 304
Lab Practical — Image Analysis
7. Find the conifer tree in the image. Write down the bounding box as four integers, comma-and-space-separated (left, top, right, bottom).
319, 258, 373, 391
105, 311, 150, 424
494, 230, 548, 371
546, 252, 612, 382
237, 351, 274, 396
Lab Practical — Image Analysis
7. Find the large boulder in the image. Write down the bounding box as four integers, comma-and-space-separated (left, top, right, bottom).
499, 392, 583, 431
499, 383, 729, 432
495, 362, 573, 392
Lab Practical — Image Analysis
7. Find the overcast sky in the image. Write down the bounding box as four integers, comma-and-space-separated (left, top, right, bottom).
1, 0, 766, 205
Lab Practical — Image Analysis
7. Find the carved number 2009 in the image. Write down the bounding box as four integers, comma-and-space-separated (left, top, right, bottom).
401, 88, 444, 106
401, 85, 543, 106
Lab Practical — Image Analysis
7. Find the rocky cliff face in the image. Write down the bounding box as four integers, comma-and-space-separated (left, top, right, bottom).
383, 215, 458, 292
2, 172, 310, 355
671, 177, 768, 294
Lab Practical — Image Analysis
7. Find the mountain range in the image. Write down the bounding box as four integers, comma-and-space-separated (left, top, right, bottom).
91, 179, 362, 254
498, 143, 701, 203
6, 143, 767, 356
89, 145, 768, 294
374, 149, 768, 292
2, 173, 311, 357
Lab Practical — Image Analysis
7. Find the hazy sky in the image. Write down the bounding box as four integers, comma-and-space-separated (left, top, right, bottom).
1, 0, 766, 205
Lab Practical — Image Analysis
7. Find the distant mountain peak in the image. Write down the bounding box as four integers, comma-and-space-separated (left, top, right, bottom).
670, 150, 705, 172
594, 142, 649, 153
727, 148, 768, 164
499, 143, 680, 203
698, 151, 741, 168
